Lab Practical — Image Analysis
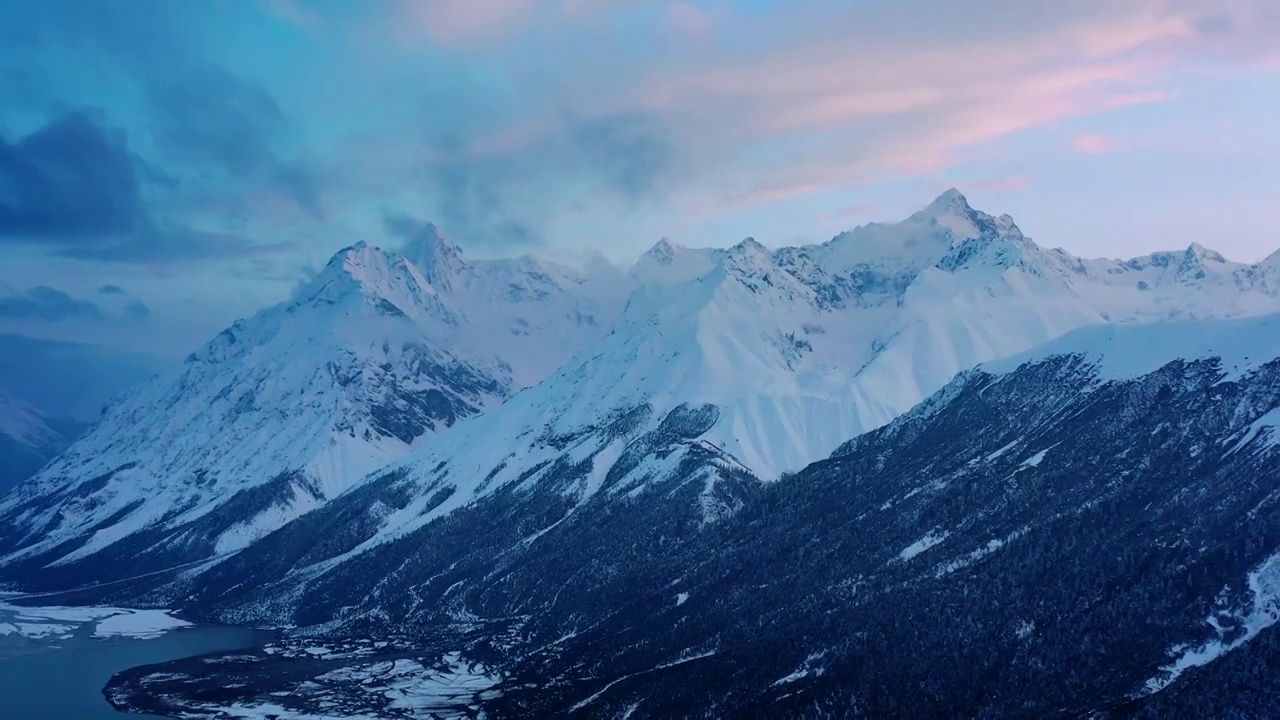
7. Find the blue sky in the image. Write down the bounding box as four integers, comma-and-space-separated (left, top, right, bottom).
1, 0, 1278, 359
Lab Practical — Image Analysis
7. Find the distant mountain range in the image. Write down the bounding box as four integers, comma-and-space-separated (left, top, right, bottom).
4, 190, 1280, 718
0, 389, 84, 494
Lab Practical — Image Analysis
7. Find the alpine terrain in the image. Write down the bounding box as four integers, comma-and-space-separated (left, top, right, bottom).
0, 223, 625, 587
107, 312, 1280, 718
2, 191, 1280, 717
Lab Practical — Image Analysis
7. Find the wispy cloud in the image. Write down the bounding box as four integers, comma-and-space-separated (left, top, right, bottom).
663, 2, 714, 35
0, 286, 105, 321
348, 0, 1276, 234
818, 200, 885, 222
968, 176, 1034, 193
4, 0, 1278, 264
0, 284, 150, 323
0, 111, 295, 263
1072, 133, 1118, 155
395, 0, 538, 46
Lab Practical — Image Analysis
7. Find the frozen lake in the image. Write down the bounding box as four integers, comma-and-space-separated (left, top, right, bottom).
0, 598, 271, 719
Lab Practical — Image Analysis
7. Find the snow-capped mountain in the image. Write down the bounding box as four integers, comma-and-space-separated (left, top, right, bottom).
87, 194, 1275, 614
4, 189, 1279, 601
115, 312, 1280, 718
0, 228, 624, 579
0, 389, 82, 494
437, 188, 1280, 484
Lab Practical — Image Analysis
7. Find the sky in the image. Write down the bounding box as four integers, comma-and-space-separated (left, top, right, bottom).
1, 0, 1278, 363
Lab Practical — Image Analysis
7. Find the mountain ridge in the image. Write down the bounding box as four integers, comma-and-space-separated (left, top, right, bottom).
4, 188, 1279, 596
102, 310, 1280, 719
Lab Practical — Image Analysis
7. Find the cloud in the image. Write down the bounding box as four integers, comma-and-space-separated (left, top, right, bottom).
123, 300, 151, 320
7, 0, 1279, 269
0, 283, 156, 323
818, 200, 885, 222
0, 332, 160, 420
1072, 133, 1118, 154
968, 176, 1033, 193
316, 0, 1280, 247
139, 62, 322, 220
0, 286, 103, 321
664, 2, 713, 35
0, 0, 321, 263
145, 66, 286, 179
0, 112, 295, 263
0, 111, 146, 240
389, 110, 682, 250
396, 0, 537, 46
262, 0, 324, 32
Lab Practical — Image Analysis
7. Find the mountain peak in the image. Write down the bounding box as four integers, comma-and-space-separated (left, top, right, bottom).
907, 188, 991, 243
402, 223, 466, 290
1185, 242, 1226, 264
731, 237, 768, 254
294, 243, 399, 305
631, 239, 723, 285
1263, 248, 1280, 270
924, 188, 973, 216
581, 250, 622, 278
722, 237, 774, 276
1172, 242, 1228, 282
642, 237, 683, 265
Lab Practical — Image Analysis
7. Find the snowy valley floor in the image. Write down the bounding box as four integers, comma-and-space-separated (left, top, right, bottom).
104, 636, 503, 719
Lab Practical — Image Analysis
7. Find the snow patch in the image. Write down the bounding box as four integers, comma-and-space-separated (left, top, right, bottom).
1225, 407, 1280, 456
898, 531, 949, 562
1144, 550, 1280, 694
1019, 449, 1050, 469
0, 601, 190, 641
92, 609, 192, 639
773, 651, 827, 686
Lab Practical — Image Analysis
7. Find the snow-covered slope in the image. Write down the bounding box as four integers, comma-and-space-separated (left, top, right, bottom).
0, 229, 623, 570
401, 223, 630, 388
981, 313, 1280, 382
114, 312, 1280, 720
4, 189, 1279, 594
173, 192, 1280, 581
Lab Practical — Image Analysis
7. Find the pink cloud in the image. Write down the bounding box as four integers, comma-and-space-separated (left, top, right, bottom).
339, 0, 1280, 231
262, 0, 323, 32
1072, 133, 1117, 154
664, 2, 713, 35
396, 0, 537, 46
967, 176, 1033, 193
818, 200, 885, 221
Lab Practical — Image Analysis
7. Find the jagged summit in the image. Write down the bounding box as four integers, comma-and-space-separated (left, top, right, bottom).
1184, 242, 1228, 265
907, 187, 988, 242
0, 231, 627, 570
922, 187, 973, 215
400, 222, 466, 291
284, 243, 458, 330
644, 237, 680, 263
631, 237, 723, 285
6, 192, 1280, 604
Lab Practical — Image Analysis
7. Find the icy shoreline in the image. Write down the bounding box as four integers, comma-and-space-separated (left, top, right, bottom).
0, 597, 192, 651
